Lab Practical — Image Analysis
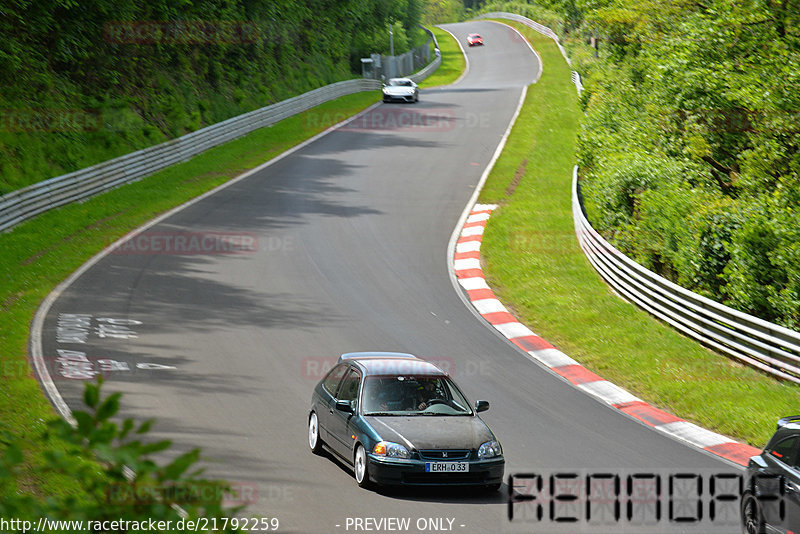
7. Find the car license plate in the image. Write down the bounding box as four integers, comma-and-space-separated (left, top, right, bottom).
425, 462, 469, 473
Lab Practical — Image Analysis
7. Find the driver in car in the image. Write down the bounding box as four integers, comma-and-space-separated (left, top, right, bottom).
416, 379, 441, 410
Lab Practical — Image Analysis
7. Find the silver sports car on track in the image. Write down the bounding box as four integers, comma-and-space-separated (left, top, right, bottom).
381, 78, 419, 103
308, 352, 504, 490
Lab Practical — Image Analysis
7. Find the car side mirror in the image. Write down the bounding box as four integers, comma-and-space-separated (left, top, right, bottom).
475, 400, 490, 413
336, 400, 355, 413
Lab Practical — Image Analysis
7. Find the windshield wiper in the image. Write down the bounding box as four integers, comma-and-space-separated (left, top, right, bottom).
364, 412, 398, 416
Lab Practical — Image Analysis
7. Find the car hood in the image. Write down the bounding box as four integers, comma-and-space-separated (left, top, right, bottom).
364, 415, 495, 450
383, 86, 415, 96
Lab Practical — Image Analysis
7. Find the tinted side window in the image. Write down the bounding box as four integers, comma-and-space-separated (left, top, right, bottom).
768, 436, 798, 464
322, 363, 349, 396
338, 369, 362, 403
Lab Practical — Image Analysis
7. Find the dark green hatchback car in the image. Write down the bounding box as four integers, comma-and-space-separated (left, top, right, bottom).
741, 415, 800, 533
307, 352, 504, 490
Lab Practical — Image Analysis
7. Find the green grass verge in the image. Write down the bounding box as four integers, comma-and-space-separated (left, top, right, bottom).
477, 21, 799, 448
418, 27, 466, 88
0, 91, 379, 497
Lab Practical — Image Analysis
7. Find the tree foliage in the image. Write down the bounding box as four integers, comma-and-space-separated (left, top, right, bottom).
1, 379, 243, 530
0, 0, 423, 193
480, 0, 800, 329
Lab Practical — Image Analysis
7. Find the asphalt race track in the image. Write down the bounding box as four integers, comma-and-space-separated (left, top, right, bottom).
38, 21, 737, 533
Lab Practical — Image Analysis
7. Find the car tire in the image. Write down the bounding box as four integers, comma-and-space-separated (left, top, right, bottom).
740, 493, 766, 534
308, 412, 324, 455
354, 444, 373, 489
484, 483, 501, 492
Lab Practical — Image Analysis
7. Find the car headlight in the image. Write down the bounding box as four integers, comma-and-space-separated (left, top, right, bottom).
478, 440, 502, 459
373, 441, 410, 459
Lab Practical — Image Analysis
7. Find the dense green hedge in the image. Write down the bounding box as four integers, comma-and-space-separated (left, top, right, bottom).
476, 0, 800, 329
0, 0, 423, 194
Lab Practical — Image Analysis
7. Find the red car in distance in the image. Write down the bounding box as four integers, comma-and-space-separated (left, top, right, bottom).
467, 33, 483, 46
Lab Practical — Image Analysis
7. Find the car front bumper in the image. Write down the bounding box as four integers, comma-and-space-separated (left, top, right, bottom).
367, 455, 505, 486
382, 93, 416, 103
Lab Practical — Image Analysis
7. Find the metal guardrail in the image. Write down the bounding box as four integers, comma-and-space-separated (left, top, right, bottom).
572, 166, 800, 383
409, 52, 441, 84
0, 78, 381, 232
476, 12, 581, 95
481, 11, 800, 383
364, 26, 440, 81
408, 25, 441, 84
0, 34, 443, 235
478, 11, 558, 40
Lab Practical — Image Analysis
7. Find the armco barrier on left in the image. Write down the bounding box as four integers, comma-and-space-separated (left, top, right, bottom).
0, 36, 444, 234
0, 79, 379, 233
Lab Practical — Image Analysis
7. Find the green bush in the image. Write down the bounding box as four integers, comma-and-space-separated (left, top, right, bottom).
546, 0, 800, 328
1, 379, 243, 529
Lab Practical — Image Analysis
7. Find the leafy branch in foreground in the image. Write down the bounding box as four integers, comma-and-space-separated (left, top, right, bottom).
0, 378, 242, 531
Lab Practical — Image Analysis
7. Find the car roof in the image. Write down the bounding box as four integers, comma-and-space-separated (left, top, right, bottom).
339, 352, 447, 377
339, 351, 418, 361
388, 78, 413, 83
777, 415, 800, 430
764, 415, 800, 450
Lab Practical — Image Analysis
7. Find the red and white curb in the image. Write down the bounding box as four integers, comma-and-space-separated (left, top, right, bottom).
453, 203, 761, 467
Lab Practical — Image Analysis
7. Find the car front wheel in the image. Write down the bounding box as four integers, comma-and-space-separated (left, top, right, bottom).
354, 444, 373, 489
308, 412, 323, 455
740, 493, 766, 534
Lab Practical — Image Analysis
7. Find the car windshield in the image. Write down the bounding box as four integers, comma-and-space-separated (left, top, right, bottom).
361, 375, 472, 416
388, 79, 412, 87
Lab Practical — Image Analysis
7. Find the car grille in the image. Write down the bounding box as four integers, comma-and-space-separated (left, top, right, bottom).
418, 449, 471, 460
402, 472, 488, 485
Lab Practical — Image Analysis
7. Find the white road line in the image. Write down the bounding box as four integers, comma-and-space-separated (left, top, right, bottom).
488, 20, 543, 85
436, 26, 470, 86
